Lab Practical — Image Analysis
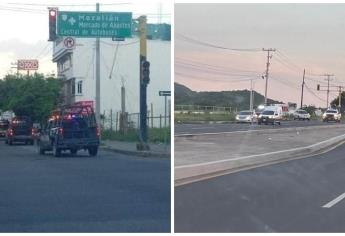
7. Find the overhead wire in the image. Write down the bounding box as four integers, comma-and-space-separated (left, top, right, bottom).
176, 33, 262, 52
175, 61, 260, 77
175, 71, 261, 83
175, 57, 261, 74
304, 83, 327, 102
108, 42, 120, 79
7, 2, 132, 7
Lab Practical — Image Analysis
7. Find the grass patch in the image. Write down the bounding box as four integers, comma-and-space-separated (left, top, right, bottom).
101, 127, 170, 143
175, 112, 236, 123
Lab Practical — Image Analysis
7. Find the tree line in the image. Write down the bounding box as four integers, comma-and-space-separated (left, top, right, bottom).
0, 73, 62, 122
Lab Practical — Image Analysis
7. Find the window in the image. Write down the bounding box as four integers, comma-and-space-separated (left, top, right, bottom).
77, 81, 83, 95
71, 79, 76, 95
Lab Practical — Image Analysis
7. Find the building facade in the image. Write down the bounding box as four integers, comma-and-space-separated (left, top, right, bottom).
52, 31, 171, 128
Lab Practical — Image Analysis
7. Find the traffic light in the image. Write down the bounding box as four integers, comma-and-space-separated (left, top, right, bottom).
317, 84, 320, 91
48, 9, 57, 41
142, 60, 150, 84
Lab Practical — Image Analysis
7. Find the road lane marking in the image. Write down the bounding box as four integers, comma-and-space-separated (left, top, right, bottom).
322, 193, 345, 208
175, 124, 345, 137
175, 133, 345, 169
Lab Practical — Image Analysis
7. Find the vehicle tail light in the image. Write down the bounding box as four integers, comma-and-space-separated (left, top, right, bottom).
96, 127, 100, 137
58, 127, 64, 136
31, 128, 35, 136
8, 129, 13, 136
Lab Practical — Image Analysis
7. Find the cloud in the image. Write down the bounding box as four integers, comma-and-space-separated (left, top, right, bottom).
0, 39, 56, 78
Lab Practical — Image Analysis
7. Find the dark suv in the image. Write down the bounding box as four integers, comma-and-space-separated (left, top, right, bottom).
38, 103, 100, 157
6, 116, 34, 145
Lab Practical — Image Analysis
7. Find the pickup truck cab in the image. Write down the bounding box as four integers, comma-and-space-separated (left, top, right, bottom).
38, 103, 100, 157
6, 116, 34, 145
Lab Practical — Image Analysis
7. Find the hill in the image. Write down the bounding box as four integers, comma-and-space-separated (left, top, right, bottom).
174, 82, 282, 111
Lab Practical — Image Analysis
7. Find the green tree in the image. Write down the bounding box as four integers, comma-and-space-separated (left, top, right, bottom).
0, 73, 62, 122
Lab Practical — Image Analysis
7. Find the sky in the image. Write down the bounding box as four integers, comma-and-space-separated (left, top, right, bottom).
175, 3, 345, 107
0, 0, 171, 78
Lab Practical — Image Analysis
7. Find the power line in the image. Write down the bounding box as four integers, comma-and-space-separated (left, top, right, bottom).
176, 33, 262, 52
7, 2, 132, 7
109, 42, 120, 79
175, 61, 258, 76
35, 43, 50, 59
0, 5, 45, 13
175, 71, 261, 83
175, 57, 261, 74
305, 83, 327, 102
276, 49, 325, 77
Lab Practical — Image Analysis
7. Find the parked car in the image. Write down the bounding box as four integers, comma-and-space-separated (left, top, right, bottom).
322, 109, 341, 122
235, 110, 257, 123
6, 116, 34, 145
293, 109, 311, 120
258, 107, 282, 125
38, 102, 100, 157
0, 119, 9, 139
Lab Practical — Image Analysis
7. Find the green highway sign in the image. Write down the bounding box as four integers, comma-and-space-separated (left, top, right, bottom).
57, 11, 132, 38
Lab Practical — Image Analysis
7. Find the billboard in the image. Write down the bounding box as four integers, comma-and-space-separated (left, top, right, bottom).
17, 60, 39, 70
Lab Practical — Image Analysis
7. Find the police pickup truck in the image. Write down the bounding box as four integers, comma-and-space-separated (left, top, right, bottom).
38, 102, 100, 157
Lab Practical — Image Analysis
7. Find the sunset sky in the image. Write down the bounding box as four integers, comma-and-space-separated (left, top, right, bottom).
175, 3, 345, 107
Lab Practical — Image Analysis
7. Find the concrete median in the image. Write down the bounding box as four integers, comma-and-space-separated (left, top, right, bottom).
175, 124, 345, 186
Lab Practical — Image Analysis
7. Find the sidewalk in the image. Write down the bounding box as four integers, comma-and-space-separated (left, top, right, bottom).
101, 140, 170, 158
175, 124, 345, 184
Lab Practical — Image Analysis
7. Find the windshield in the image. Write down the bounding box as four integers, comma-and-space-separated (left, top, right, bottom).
239, 111, 252, 115
297, 110, 307, 114
262, 110, 274, 115
326, 110, 337, 113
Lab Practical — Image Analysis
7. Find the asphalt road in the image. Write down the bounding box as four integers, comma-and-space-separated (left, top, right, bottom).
175, 142, 345, 232
175, 120, 343, 135
0, 141, 170, 232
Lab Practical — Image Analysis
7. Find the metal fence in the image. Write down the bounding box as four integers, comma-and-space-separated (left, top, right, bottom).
99, 110, 171, 131
175, 104, 237, 113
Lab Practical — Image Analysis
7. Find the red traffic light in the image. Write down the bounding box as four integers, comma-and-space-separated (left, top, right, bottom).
49, 9, 56, 17
48, 8, 57, 41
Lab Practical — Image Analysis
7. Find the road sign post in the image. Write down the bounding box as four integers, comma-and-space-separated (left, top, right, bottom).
159, 91, 171, 148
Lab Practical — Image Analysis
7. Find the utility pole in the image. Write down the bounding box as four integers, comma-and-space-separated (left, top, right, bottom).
300, 69, 305, 108
323, 73, 334, 108
138, 15, 150, 150
250, 79, 254, 125
95, 3, 101, 125
263, 48, 276, 105
339, 86, 342, 111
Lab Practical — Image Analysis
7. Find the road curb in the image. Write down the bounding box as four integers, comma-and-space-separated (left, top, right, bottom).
175, 133, 345, 186
100, 146, 170, 158
175, 124, 345, 138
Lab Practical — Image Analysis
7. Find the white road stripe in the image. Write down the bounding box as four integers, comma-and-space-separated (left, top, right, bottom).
322, 192, 345, 208
175, 133, 345, 169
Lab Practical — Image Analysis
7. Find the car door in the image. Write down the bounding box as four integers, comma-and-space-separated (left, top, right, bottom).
39, 121, 51, 148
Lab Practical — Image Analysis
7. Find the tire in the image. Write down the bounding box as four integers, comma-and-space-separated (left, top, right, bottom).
38, 141, 45, 155
88, 146, 98, 157
53, 143, 61, 157
9, 139, 13, 145
30, 140, 34, 145
70, 148, 78, 156
5, 139, 8, 144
